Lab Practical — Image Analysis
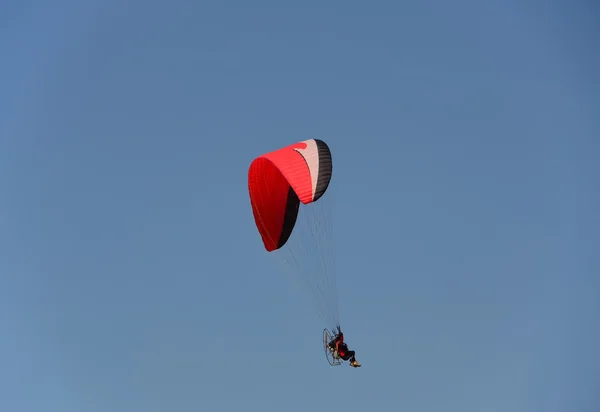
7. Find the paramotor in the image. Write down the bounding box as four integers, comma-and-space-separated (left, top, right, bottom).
323, 328, 343, 366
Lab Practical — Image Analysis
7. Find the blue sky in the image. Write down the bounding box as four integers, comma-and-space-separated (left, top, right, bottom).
1, 1, 598, 411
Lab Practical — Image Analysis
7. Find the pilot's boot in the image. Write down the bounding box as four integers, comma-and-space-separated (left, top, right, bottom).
350, 360, 361, 367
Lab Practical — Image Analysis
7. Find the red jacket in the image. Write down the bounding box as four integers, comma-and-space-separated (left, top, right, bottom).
335, 333, 346, 356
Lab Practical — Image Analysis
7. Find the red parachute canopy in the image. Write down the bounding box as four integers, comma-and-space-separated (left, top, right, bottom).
248, 139, 332, 252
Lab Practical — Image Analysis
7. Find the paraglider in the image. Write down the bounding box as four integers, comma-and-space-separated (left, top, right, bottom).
248, 138, 361, 368
326, 326, 361, 367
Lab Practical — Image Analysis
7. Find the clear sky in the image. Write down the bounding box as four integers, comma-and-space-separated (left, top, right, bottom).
1, 1, 599, 411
